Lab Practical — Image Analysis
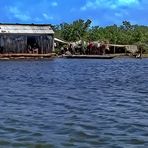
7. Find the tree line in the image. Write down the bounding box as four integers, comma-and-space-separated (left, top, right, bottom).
53, 19, 148, 53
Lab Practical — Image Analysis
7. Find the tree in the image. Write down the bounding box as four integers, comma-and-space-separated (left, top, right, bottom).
53, 19, 148, 53
53, 19, 92, 42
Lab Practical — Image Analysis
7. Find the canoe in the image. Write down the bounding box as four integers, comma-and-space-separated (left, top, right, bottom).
63, 55, 115, 59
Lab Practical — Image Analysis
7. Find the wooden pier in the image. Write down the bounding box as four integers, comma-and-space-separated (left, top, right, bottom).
0, 53, 55, 60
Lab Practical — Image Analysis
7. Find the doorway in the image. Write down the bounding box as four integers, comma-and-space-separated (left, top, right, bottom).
27, 36, 41, 54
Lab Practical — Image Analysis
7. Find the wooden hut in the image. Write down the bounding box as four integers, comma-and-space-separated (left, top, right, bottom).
108, 44, 138, 54
0, 24, 54, 54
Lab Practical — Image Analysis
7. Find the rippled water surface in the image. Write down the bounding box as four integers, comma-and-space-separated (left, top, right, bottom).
0, 58, 148, 148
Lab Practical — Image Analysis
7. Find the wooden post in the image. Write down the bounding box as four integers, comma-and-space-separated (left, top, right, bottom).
41, 36, 43, 54
52, 35, 55, 53
113, 46, 116, 54
125, 46, 127, 55
140, 47, 142, 59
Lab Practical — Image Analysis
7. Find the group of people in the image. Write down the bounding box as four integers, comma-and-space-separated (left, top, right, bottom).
60, 41, 109, 55
27, 43, 39, 54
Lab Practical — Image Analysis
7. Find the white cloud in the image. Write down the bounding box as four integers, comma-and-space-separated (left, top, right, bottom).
7, 6, 31, 21
118, 0, 139, 5
43, 13, 54, 20
81, 0, 140, 11
51, 1, 58, 7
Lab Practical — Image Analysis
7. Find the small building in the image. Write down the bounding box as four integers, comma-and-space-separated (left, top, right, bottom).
108, 44, 138, 54
0, 24, 54, 54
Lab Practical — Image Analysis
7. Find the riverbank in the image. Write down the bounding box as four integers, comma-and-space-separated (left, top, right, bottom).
102, 53, 148, 58
0, 53, 148, 60
142, 54, 148, 58
59, 53, 148, 59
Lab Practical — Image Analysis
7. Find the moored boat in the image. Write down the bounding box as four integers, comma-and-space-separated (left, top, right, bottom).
63, 55, 115, 59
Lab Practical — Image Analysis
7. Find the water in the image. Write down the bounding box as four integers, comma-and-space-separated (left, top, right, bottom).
0, 58, 148, 148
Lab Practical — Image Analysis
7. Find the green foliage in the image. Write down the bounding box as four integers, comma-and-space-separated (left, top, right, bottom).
135, 42, 148, 53
53, 20, 148, 53
53, 19, 91, 42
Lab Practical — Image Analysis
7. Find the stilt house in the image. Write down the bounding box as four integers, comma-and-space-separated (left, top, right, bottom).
0, 24, 54, 54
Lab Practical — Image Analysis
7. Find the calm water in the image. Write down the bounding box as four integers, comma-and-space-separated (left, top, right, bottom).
0, 58, 148, 148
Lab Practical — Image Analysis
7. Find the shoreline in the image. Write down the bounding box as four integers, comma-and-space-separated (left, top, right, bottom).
0, 53, 148, 60
142, 54, 148, 58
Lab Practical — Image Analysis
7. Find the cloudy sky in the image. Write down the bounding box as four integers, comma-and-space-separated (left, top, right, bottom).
0, 0, 147, 26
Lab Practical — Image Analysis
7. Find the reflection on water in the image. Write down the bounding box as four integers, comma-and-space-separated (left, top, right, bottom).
0, 58, 148, 147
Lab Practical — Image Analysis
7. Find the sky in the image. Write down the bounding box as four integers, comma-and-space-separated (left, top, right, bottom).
0, 0, 147, 26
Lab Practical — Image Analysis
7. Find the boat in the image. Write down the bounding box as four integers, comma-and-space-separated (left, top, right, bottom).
63, 55, 115, 59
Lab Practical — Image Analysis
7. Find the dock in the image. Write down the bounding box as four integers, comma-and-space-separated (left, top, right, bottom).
0, 53, 55, 60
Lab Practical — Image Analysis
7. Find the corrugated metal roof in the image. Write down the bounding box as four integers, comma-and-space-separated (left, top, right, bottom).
0, 24, 54, 34
54, 38, 68, 44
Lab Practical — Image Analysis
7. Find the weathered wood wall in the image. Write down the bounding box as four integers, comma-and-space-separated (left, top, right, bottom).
0, 34, 54, 54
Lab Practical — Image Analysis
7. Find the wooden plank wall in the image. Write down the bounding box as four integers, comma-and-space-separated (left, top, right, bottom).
0, 35, 27, 53
0, 34, 54, 54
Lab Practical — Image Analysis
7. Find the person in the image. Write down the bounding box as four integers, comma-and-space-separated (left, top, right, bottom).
60, 46, 64, 55
33, 43, 39, 54
68, 44, 73, 54
27, 45, 32, 53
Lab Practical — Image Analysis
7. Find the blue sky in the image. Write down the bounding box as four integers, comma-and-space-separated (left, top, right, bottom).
0, 0, 147, 26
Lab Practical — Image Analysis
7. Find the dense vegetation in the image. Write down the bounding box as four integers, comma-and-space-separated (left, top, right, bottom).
53, 19, 148, 53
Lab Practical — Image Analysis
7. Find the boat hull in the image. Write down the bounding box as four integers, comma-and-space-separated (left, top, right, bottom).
63, 55, 115, 59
